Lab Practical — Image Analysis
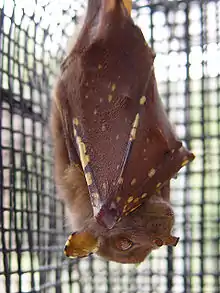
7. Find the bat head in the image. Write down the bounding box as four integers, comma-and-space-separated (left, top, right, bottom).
64, 183, 179, 264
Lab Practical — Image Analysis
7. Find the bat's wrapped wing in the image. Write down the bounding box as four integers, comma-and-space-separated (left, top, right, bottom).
56, 0, 195, 233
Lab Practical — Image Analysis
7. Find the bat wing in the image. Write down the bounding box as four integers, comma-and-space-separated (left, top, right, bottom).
96, 70, 194, 229
58, 0, 195, 230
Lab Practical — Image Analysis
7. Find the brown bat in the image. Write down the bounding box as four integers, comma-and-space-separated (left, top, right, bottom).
50, 0, 195, 264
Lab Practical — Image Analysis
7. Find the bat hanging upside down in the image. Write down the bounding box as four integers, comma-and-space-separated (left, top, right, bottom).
50, 0, 195, 264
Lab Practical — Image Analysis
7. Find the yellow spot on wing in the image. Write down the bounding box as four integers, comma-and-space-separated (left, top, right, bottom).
111, 83, 116, 91
128, 196, 134, 203
85, 155, 90, 163
118, 177, 124, 184
108, 94, 113, 102
116, 196, 121, 203
148, 168, 156, 178
73, 118, 79, 125
77, 136, 82, 144
156, 182, 161, 188
80, 142, 86, 153
134, 198, 139, 203
77, 139, 90, 169
80, 154, 90, 169
130, 129, 136, 140
130, 113, 140, 141
128, 204, 142, 215
133, 113, 140, 128
141, 193, 147, 199
130, 206, 139, 213
140, 96, 146, 105
85, 172, 92, 186
92, 192, 100, 206
131, 178, 136, 186
123, 205, 128, 212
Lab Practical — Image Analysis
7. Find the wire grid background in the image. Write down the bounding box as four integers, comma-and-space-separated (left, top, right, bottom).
0, 0, 219, 292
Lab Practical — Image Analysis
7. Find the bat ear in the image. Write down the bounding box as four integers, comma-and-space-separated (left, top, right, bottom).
64, 231, 98, 258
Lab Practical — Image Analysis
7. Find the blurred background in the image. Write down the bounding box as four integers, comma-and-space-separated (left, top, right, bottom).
0, 0, 219, 292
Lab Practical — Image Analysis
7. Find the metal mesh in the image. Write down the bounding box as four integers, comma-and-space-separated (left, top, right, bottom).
0, 0, 219, 293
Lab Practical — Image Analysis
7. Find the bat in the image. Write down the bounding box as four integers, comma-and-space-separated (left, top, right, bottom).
50, 0, 195, 264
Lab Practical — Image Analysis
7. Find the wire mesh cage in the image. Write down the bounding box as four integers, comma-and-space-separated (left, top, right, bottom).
0, 0, 219, 293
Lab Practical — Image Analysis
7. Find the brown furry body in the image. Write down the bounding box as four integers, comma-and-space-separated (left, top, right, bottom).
50, 0, 193, 264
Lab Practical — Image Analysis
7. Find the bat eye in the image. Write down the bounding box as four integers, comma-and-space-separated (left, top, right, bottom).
115, 237, 133, 251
